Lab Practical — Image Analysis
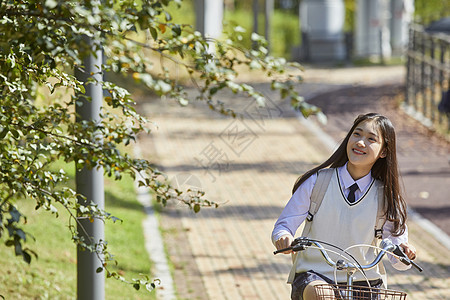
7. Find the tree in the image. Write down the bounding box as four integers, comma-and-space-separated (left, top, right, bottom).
0, 0, 317, 292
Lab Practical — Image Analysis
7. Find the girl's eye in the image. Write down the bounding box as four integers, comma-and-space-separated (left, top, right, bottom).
353, 132, 360, 136
369, 137, 376, 142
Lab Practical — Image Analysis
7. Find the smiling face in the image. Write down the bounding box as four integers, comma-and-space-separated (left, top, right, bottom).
346, 119, 386, 179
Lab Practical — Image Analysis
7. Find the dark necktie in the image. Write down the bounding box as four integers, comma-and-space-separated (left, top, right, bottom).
348, 183, 359, 203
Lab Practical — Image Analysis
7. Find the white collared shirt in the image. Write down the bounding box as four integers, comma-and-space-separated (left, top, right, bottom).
340, 163, 372, 201
272, 163, 410, 270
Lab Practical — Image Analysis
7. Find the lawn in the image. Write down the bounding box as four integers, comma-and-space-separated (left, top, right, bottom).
0, 161, 156, 300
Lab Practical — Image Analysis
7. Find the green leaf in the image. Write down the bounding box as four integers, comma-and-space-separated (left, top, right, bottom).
96, 267, 103, 273
0, 127, 8, 139
234, 26, 246, 33
14, 241, 22, 256
15, 229, 27, 242
164, 11, 172, 22
316, 112, 327, 125
133, 283, 140, 291
150, 27, 158, 40
249, 60, 262, 69
178, 98, 188, 106
172, 25, 181, 36
23, 251, 32, 264
45, 0, 58, 9
145, 282, 156, 291
193, 204, 200, 213
9, 207, 21, 222
10, 129, 20, 139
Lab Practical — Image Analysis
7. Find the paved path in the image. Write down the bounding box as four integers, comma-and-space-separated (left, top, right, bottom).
137, 65, 450, 300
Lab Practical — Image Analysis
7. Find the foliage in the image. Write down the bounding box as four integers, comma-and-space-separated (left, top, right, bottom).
271, 9, 300, 60
413, 0, 450, 25
344, 0, 356, 33
0, 0, 314, 292
223, 7, 300, 60
168, 0, 300, 60
0, 169, 153, 299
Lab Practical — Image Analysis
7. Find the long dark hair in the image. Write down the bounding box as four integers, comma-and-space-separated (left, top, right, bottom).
292, 113, 407, 236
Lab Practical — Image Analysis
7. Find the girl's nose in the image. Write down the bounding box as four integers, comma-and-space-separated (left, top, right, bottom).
356, 139, 365, 147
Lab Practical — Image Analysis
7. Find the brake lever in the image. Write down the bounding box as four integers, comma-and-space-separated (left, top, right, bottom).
393, 245, 423, 272
292, 236, 312, 246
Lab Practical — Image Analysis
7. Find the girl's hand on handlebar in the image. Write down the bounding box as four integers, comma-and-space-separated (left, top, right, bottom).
275, 235, 293, 254
400, 242, 417, 260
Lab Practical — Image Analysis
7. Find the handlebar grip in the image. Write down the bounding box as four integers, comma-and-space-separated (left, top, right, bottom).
411, 260, 423, 272
273, 237, 311, 255
393, 245, 423, 272
273, 247, 292, 255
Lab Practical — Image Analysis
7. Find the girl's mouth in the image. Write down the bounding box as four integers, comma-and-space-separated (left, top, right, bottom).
353, 148, 366, 155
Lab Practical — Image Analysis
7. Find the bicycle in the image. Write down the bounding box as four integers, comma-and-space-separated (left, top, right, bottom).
273, 237, 423, 300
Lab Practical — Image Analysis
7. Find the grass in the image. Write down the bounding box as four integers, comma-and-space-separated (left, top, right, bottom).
104, 174, 156, 300
352, 56, 406, 66
0, 206, 76, 299
0, 160, 156, 300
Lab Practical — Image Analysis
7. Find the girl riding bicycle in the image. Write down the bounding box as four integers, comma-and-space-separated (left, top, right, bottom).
272, 113, 417, 300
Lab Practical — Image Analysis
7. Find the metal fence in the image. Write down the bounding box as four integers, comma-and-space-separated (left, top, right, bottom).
405, 24, 450, 134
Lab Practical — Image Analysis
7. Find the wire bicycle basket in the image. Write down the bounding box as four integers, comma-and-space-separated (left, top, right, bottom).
314, 284, 407, 300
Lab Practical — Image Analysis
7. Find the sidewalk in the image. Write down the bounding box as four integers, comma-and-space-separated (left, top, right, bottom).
137, 65, 450, 300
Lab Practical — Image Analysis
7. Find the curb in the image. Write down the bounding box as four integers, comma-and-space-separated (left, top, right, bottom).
134, 146, 176, 300
408, 208, 450, 251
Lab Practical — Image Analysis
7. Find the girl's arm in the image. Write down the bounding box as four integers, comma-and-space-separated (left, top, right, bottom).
382, 222, 416, 270
271, 173, 317, 250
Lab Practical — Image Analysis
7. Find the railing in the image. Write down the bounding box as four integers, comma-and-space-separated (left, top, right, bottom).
405, 23, 450, 134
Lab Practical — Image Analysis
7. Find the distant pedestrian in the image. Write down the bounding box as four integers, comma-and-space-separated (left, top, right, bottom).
272, 113, 417, 300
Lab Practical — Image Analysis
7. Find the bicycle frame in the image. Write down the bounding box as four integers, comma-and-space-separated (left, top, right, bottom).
306, 239, 395, 297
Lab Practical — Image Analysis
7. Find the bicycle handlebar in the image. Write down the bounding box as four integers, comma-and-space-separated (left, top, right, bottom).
273, 237, 422, 272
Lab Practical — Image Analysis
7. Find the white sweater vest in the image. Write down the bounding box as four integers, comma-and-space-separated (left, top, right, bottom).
295, 169, 383, 282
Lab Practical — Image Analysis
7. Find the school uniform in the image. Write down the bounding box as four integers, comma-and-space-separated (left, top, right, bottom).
272, 164, 410, 290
